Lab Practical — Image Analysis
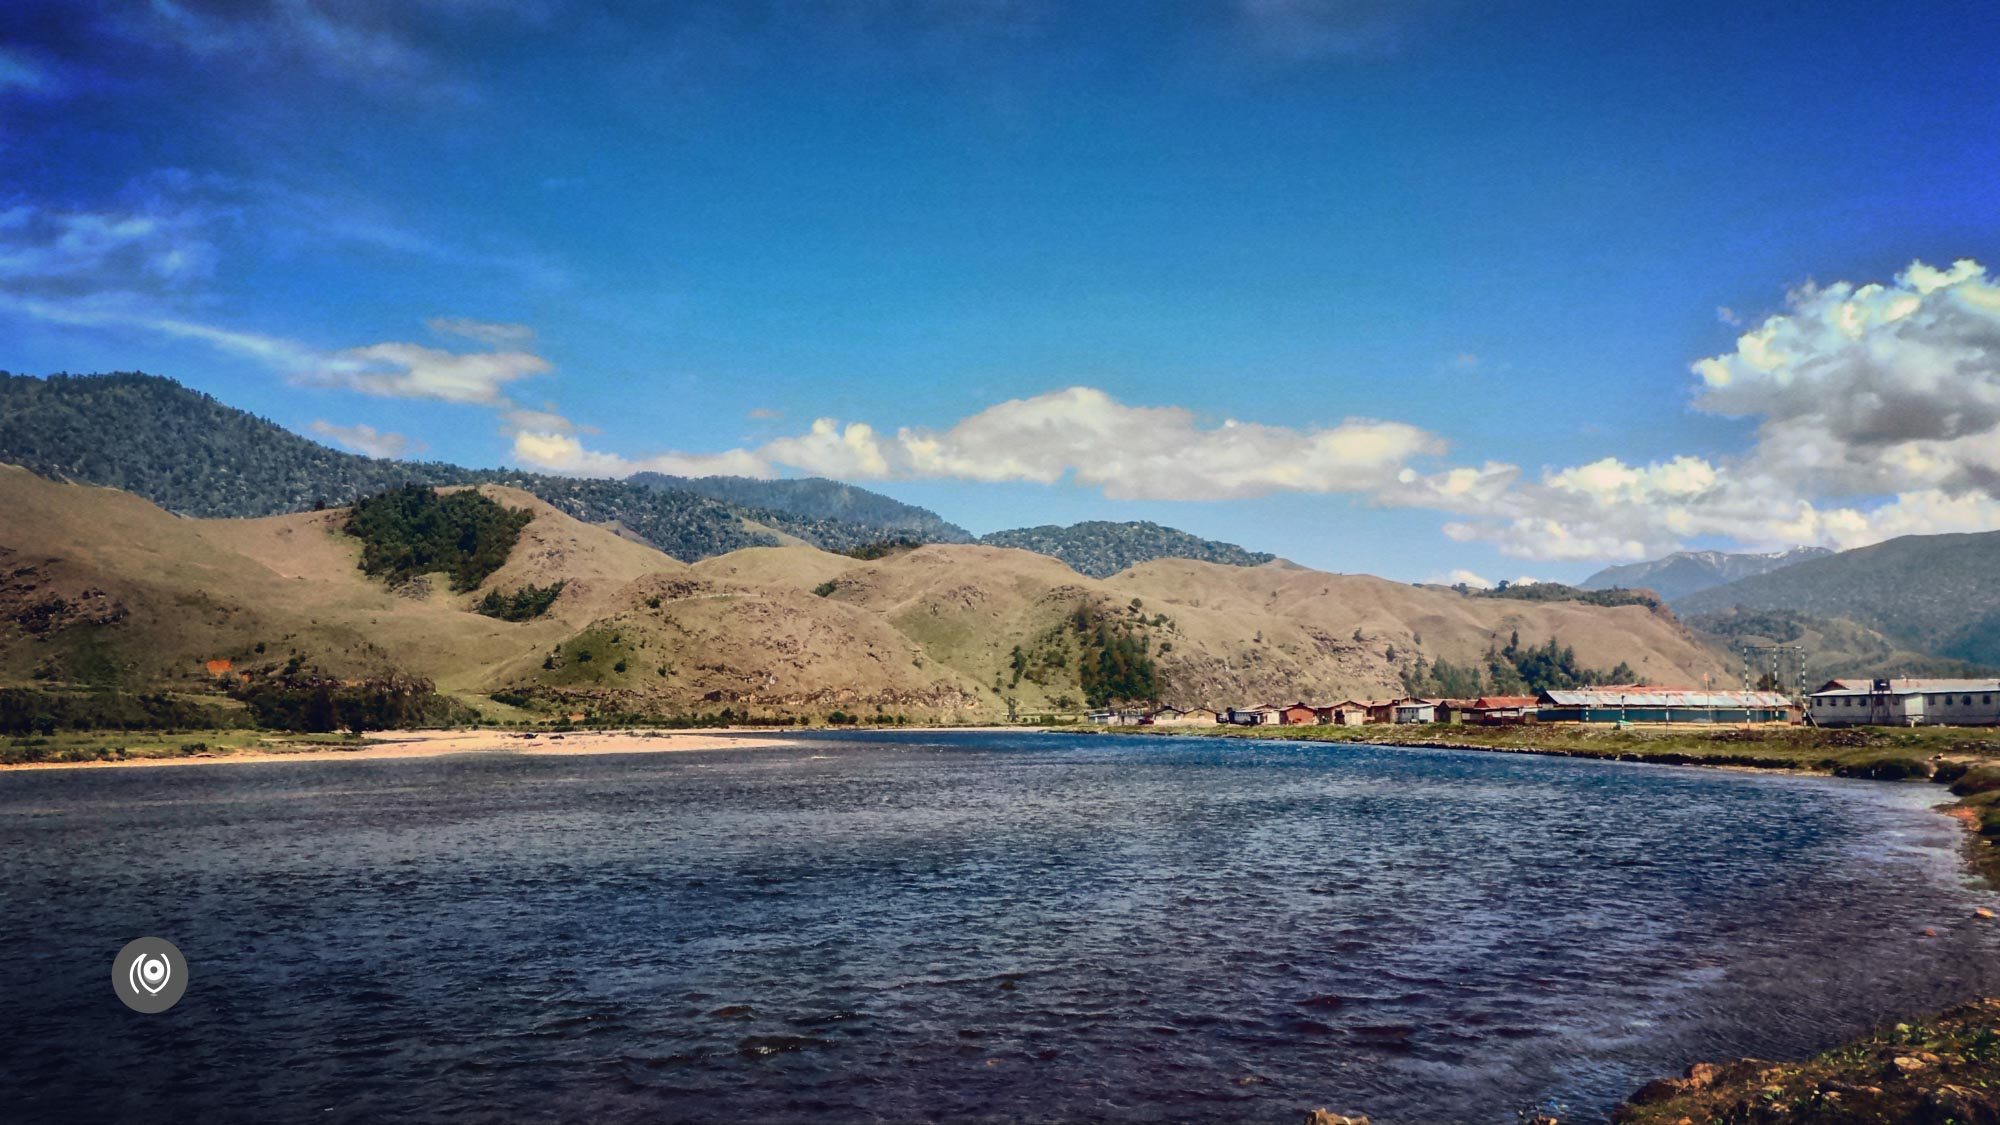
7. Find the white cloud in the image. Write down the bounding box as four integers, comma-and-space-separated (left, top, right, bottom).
492, 386, 1448, 496
509, 428, 773, 479
1438, 260, 2000, 560
886, 386, 1442, 500
308, 420, 412, 459
1425, 568, 1493, 588
533, 386, 1446, 497
1692, 258, 2000, 497
763, 418, 894, 479
312, 341, 551, 405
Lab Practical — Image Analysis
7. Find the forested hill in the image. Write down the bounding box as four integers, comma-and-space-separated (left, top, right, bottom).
630, 472, 971, 543
0, 372, 951, 561
1673, 530, 2000, 665
979, 520, 1276, 578
1579, 547, 1832, 602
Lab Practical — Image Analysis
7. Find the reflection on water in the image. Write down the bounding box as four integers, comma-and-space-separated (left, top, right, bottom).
2, 732, 1996, 1123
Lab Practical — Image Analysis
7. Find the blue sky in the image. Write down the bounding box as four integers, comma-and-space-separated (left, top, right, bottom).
5, 1, 1999, 582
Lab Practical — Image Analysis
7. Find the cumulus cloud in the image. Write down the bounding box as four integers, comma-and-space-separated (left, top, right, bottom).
530, 386, 1449, 497
884, 386, 1441, 500
1436, 259, 2000, 560
308, 420, 412, 459
1693, 258, 2000, 496
508, 428, 773, 479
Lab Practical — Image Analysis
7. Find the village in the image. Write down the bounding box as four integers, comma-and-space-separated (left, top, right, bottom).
1092, 677, 2000, 729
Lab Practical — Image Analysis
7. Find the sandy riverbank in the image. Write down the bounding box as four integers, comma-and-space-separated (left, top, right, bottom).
0, 727, 814, 770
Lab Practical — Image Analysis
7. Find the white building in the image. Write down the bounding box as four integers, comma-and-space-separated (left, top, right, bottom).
1808, 678, 2000, 727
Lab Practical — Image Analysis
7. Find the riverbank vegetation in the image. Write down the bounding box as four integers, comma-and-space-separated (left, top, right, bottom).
1611, 999, 2000, 1124
1, 728, 366, 765
1118, 718, 2000, 773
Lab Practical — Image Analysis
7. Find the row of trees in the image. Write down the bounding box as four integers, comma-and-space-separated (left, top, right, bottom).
1402, 631, 1637, 697
231, 672, 474, 733
474, 581, 566, 621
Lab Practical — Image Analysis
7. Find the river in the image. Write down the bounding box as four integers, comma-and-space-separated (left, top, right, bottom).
3, 731, 1996, 1122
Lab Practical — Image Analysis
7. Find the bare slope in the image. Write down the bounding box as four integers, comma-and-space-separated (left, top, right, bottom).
3, 466, 1733, 719
810, 548, 1729, 712
0, 468, 687, 693
493, 572, 986, 717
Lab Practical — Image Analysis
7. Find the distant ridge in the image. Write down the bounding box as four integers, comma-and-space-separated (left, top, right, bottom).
0, 372, 965, 562
1674, 531, 2000, 665
1580, 547, 1832, 602
978, 520, 1276, 578
630, 472, 972, 543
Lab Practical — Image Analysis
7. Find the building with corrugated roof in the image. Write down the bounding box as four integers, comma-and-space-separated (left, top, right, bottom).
1808, 678, 2000, 727
1536, 688, 1795, 724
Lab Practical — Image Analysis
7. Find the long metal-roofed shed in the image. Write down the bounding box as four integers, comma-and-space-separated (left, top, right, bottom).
1808, 678, 2000, 727
1536, 688, 1796, 724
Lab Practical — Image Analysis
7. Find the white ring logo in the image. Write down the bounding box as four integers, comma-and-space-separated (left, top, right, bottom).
131, 953, 171, 996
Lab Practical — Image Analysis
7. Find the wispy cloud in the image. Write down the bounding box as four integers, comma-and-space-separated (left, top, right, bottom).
117, 0, 470, 102
311, 340, 551, 405
426, 316, 535, 346
308, 419, 413, 459
0, 46, 67, 97
1233, 0, 1444, 62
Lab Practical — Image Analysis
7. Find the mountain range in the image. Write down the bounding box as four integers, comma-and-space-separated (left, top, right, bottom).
0, 373, 1258, 576
1580, 547, 1834, 602
1674, 532, 2000, 667
4, 371, 1996, 721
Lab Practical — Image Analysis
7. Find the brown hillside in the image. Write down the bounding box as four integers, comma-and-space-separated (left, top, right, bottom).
493, 572, 986, 717
0, 467, 686, 694
2, 465, 1733, 719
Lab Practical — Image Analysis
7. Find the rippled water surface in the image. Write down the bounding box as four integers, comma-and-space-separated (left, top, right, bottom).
4, 732, 1998, 1123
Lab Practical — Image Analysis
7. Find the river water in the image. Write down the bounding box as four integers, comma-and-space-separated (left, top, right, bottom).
2, 732, 1997, 1123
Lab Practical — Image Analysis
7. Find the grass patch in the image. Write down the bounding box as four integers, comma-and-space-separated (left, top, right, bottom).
1112, 721, 2000, 775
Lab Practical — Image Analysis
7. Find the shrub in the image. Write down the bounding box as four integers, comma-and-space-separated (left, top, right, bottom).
1951, 765, 2000, 797
473, 581, 566, 622
1833, 755, 1932, 781
345, 484, 532, 592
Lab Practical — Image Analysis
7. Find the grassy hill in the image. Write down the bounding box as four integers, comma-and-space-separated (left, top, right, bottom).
1674, 531, 2000, 665
977, 520, 1277, 578
2, 469, 1732, 726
